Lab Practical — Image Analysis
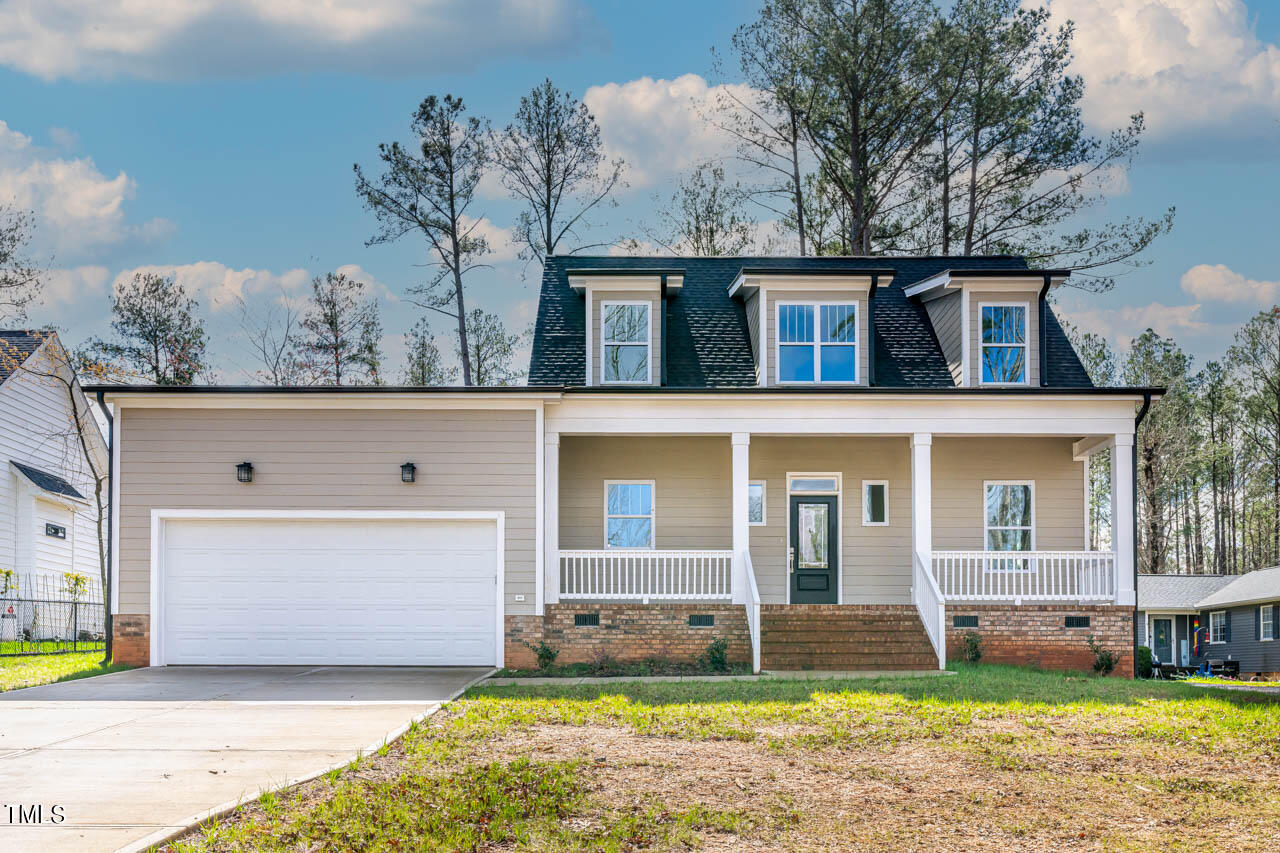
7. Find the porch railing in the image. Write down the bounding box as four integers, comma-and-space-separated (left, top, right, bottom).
912, 550, 946, 668
559, 550, 734, 602
930, 550, 1116, 602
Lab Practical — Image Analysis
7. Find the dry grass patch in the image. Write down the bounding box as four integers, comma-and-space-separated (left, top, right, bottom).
166, 665, 1280, 852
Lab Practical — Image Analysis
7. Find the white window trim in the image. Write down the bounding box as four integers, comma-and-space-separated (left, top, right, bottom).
785, 471, 843, 605
1209, 609, 1227, 644
748, 479, 767, 526
1262, 604, 1274, 642
983, 480, 1035, 570
977, 301, 1031, 387
862, 479, 889, 526
600, 300, 652, 385
774, 301, 859, 385
603, 479, 655, 550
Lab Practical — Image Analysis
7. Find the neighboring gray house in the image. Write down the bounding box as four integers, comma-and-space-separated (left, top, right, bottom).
1191, 566, 1280, 678
1137, 573, 1234, 666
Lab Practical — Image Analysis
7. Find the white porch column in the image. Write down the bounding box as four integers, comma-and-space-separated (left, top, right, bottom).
910, 433, 933, 560
543, 432, 560, 610
731, 432, 751, 604
1112, 433, 1136, 606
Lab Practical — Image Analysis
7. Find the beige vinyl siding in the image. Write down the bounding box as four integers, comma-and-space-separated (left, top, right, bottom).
765, 290, 869, 387
923, 291, 963, 385
591, 290, 661, 386
559, 436, 730, 550
969, 291, 1039, 386
932, 436, 1084, 550
744, 290, 760, 381
750, 437, 912, 604
116, 408, 537, 615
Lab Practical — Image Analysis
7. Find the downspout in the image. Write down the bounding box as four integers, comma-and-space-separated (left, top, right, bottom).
96, 390, 114, 664
1038, 275, 1051, 387
660, 275, 668, 387
1132, 391, 1152, 677
867, 274, 878, 386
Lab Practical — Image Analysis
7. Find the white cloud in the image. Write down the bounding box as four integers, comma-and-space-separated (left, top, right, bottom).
112, 262, 310, 312
0, 120, 173, 258
1045, 0, 1280, 136
1180, 262, 1280, 304
584, 74, 754, 188
0, 0, 600, 81
460, 215, 520, 263
333, 263, 400, 304
1055, 297, 1218, 349
43, 266, 110, 307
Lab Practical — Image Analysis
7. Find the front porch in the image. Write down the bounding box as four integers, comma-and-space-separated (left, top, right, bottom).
538, 431, 1135, 673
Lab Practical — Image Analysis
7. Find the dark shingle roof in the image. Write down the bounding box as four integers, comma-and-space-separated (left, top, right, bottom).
529, 255, 1092, 388
0, 330, 44, 386
10, 460, 86, 501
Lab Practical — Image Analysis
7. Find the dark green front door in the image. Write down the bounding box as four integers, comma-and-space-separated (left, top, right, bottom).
790, 495, 838, 604
1152, 618, 1173, 664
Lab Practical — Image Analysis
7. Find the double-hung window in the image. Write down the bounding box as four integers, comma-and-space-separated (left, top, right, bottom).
604, 481, 654, 549
1209, 610, 1227, 644
980, 303, 1028, 384
777, 302, 857, 383
602, 301, 651, 384
984, 481, 1034, 570
1262, 605, 1274, 641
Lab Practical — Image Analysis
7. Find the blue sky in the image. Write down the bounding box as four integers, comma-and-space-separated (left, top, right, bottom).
1, 0, 1277, 380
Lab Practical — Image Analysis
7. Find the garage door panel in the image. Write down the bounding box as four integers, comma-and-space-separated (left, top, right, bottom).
160, 517, 498, 666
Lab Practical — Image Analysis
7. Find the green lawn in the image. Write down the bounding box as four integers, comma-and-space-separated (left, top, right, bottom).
0, 651, 131, 692
170, 664, 1280, 851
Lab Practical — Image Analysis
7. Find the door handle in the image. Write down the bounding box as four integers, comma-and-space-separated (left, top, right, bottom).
788, 547, 795, 573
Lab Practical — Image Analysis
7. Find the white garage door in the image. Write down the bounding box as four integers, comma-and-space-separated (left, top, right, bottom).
160, 516, 498, 666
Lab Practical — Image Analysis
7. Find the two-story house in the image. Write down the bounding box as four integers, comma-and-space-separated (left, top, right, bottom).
89, 255, 1159, 675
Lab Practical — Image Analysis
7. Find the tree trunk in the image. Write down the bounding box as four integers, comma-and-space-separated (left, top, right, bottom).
790, 110, 806, 256
941, 120, 952, 256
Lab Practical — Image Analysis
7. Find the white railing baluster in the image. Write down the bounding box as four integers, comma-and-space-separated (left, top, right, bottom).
928, 550, 1117, 603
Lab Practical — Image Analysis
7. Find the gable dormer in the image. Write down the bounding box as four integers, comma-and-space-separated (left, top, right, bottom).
567, 269, 683, 387
904, 269, 1070, 388
729, 268, 894, 387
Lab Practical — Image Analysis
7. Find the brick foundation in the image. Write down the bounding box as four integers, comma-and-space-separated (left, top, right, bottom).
946, 604, 1134, 677
504, 604, 750, 670
112, 614, 150, 666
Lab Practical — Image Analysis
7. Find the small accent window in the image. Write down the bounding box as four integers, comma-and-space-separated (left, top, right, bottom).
790, 477, 838, 493
605, 481, 654, 549
1065, 616, 1090, 629
777, 302, 857, 383
953, 615, 979, 629
1262, 605, 1274, 642
602, 301, 651, 383
980, 303, 1028, 384
863, 481, 888, 526
748, 481, 766, 525
1209, 610, 1227, 644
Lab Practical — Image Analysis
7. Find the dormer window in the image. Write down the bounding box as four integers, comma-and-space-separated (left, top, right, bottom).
601, 301, 651, 384
777, 302, 857, 384
980, 303, 1028, 385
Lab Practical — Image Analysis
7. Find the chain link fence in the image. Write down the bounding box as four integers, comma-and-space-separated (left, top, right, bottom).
0, 572, 105, 656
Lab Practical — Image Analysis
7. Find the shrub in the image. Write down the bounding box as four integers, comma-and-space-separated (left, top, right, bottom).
589, 650, 623, 676
700, 638, 730, 672
1136, 645, 1153, 679
962, 631, 983, 663
522, 640, 559, 671
1088, 635, 1119, 675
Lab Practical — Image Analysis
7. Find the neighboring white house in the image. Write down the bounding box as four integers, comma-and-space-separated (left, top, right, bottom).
0, 331, 109, 594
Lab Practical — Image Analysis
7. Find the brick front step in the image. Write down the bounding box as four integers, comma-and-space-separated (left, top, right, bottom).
761, 605, 939, 671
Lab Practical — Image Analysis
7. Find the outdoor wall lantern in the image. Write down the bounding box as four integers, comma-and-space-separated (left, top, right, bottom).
236, 461, 254, 483
401, 462, 417, 483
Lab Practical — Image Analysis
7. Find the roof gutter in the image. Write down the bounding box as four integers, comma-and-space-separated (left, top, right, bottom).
96, 390, 114, 665
1039, 275, 1051, 387
1132, 391, 1153, 678
868, 274, 879, 386
660, 274, 669, 387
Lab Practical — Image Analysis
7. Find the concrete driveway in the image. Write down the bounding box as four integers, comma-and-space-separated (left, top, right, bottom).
0, 665, 490, 853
